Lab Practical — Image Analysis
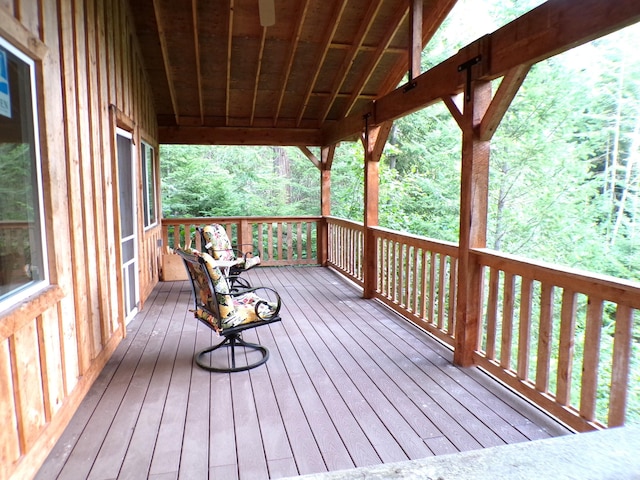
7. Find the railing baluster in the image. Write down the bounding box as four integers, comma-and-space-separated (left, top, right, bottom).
437, 254, 446, 330
536, 283, 554, 394
517, 277, 533, 380
420, 249, 428, 321
580, 296, 603, 422
556, 289, 577, 406
412, 247, 419, 315
448, 256, 457, 335
428, 252, 436, 324
500, 272, 515, 370
485, 267, 499, 359
608, 304, 633, 426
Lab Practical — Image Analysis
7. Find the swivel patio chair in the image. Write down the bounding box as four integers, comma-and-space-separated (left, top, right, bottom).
197, 224, 261, 289
177, 248, 281, 373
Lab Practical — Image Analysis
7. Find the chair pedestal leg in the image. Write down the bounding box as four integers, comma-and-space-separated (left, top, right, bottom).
195, 333, 269, 373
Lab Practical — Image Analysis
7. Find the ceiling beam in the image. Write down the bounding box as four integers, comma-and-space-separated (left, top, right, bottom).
340, 5, 408, 118
225, 0, 234, 125
153, 0, 179, 123
378, 0, 457, 95
323, 0, 640, 145
251, 27, 268, 126
317, 0, 383, 124
295, 0, 349, 127
409, 0, 423, 81
273, 0, 310, 126
159, 126, 322, 146
191, 0, 204, 124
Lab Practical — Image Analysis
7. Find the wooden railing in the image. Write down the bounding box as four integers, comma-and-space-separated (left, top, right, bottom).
161, 216, 321, 266
471, 248, 640, 431
372, 226, 459, 347
161, 216, 639, 431
325, 218, 639, 431
326, 217, 365, 286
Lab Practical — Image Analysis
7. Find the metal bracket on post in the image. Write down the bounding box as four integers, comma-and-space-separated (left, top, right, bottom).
458, 55, 482, 103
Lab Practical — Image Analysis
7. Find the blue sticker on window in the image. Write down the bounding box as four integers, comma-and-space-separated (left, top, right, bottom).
0, 49, 11, 118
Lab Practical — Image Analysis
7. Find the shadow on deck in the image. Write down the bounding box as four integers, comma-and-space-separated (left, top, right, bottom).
36, 266, 570, 480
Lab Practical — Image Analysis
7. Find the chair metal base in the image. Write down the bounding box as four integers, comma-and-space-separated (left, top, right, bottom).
195, 333, 269, 373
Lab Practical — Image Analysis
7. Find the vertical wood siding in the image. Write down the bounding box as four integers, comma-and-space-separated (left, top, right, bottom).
0, 1, 160, 478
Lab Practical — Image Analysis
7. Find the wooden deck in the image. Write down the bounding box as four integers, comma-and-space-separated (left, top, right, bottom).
36, 266, 570, 480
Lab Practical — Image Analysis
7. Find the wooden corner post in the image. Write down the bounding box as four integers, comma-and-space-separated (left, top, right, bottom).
453, 75, 492, 367
319, 144, 335, 266
362, 117, 392, 299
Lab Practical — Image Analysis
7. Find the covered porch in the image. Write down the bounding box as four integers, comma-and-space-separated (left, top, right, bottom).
36, 265, 568, 479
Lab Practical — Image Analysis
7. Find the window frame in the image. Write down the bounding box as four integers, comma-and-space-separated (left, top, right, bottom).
0, 36, 49, 312
141, 140, 157, 230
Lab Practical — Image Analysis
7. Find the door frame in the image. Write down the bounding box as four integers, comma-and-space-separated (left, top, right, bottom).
115, 127, 139, 323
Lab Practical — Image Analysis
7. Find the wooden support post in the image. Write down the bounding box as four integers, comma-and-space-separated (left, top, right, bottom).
454, 79, 492, 367
409, 0, 423, 82
362, 119, 392, 298
238, 218, 253, 254
318, 144, 335, 266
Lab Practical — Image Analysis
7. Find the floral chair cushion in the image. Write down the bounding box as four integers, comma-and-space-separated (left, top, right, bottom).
202, 224, 261, 269
202, 224, 235, 261
199, 252, 277, 329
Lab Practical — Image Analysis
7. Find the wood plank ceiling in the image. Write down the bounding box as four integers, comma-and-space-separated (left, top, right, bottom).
128, 0, 457, 146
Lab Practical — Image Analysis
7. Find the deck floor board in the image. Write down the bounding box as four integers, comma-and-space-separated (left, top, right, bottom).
37, 266, 570, 480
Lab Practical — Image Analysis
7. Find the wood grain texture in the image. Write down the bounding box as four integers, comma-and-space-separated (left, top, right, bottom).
37, 267, 570, 480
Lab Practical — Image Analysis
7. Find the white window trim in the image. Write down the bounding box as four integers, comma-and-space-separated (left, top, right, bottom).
141, 140, 158, 231
0, 36, 49, 312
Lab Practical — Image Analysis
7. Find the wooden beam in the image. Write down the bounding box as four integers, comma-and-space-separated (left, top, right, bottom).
409, 0, 423, 81
324, 0, 640, 144
298, 146, 321, 169
362, 120, 392, 299
479, 64, 531, 141
375, 36, 490, 126
322, 143, 336, 171
317, 0, 383, 124
152, 0, 179, 123
341, 6, 408, 119
491, 0, 640, 76
376, 0, 457, 98
191, 0, 204, 124
323, 105, 373, 145
159, 126, 322, 146
296, 0, 348, 127
273, 0, 310, 126
454, 80, 492, 367
250, 27, 268, 126
225, 0, 234, 126
443, 95, 463, 129
318, 144, 336, 267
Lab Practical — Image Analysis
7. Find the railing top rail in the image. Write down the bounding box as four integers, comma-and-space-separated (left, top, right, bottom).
474, 248, 640, 308
162, 216, 323, 225
372, 225, 459, 255
326, 216, 365, 229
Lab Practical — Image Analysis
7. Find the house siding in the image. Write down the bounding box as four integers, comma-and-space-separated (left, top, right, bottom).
0, 1, 160, 478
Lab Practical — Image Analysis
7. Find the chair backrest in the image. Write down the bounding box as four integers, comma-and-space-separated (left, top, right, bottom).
201, 224, 235, 261
177, 249, 237, 332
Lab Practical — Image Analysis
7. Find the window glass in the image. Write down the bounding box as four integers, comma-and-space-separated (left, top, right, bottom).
142, 142, 157, 228
0, 38, 47, 308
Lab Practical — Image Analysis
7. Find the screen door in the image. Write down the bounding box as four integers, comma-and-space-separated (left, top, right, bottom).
116, 128, 139, 322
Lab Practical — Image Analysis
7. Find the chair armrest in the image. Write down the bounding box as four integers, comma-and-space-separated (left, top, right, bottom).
230, 286, 282, 318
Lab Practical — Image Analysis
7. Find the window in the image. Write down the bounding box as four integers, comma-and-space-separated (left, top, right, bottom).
0, 37, 47, 309
141, 141, 157, 228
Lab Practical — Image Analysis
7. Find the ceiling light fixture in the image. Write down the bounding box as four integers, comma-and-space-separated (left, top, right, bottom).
258, 0, 275, 27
